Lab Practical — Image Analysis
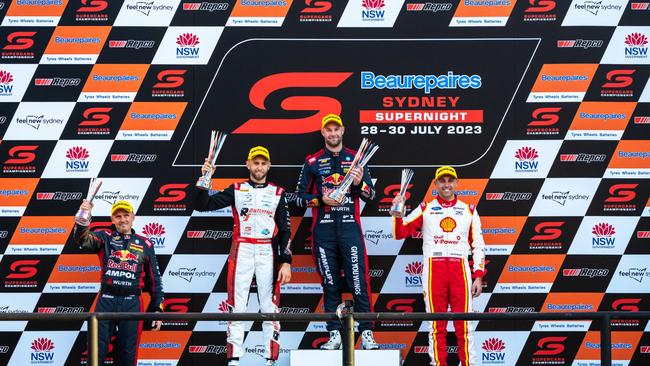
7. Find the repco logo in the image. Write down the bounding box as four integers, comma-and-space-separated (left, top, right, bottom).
531, 222, 564, 241
7, 260, 40, 279
5, 145, 38, 164
3, 32, 36, 50
533, 336, 566, 356
163, 298, 191, 312
605, 183, 637, 203
77, 0, 108, 12
612, 298, 641, 312
233, 72, 353, 134
602, 70, 635, 88
386, 298, 416, 312
80, 107, 112, 126
153, 70, 186, 89
379, 184, 413, 204
155, 184, 189, 202
529, 107, 561, 127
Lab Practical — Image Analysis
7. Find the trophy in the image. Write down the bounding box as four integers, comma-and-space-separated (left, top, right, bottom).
196, 130, 228, 190
329, 138, 379, 205
390, 168, 414, 218
75, 178, 102, 226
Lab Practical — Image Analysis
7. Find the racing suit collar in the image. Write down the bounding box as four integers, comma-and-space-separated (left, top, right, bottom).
436, 195, 457, 208
111, 225, 135, 238
248, 179, 269, 188
324, 145, 345, 157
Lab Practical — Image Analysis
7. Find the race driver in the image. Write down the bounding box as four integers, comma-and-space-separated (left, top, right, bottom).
391, 166, 485, 366
194, 146, 291, 366
295, 113, 379, 350
74, 200, 164, 366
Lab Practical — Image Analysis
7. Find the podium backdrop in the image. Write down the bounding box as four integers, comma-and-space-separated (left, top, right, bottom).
0, 0, 649, 365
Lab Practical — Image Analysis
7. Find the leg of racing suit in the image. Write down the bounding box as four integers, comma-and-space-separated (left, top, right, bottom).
227, 242, 255, 359
449, 258, 475, 366
425, 257, 449, 366
339, 223, 372, 332
116, 295, 143, 366
96, 294, 115, 366
313, 227, 343, 332
255, 243, 281, 360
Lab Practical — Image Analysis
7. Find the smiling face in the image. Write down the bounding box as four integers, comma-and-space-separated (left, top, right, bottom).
321, 123, 344, 149
246, 156, 270, 183
434, 175, 458, 201
111, 210, 134, 234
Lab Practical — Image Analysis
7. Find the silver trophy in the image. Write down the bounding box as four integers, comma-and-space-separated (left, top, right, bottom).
196, 130, 228, 190
330, 138, 379, 205
75, 178, 102, 226
390, 168, 414, 218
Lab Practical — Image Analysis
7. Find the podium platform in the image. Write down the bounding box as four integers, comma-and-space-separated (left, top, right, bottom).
290, 350, 401, 366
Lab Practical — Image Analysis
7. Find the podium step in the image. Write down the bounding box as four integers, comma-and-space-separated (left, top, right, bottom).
290, 349, 401, 366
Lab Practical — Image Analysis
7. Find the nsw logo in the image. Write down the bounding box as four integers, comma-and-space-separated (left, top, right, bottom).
0, 70, 14, 97
481, 338, 506, 363
361, 0, 385, 21
592, 222, 616, 248
514, 147, 539, 173
65, 146, 90, 172
404, 261, 422, 287
142, 222, 166, 248
624, 32, 648, 59
30, 337, 55, 363
176, 33, 200, 59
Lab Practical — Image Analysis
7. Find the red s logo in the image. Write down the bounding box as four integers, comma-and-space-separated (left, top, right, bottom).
5, 145, 38, 164
605, 183, 638, 203
311, 337, 330, 349
7, 260, 40, 279
153, 70, 186, 89
529, 107, 561, 127
534, 337, 566, 356
612, 298, 641, 312
163, 298, 191, 312
386, 298, 416, 312
3, 32, 36, 50
525, 0, 556, 12
301, 0, 332, 13
155, 184, 189, 202
233, 72, 353, 134
77, 0, 108, 12
531, 222, 564, 241
602, 70, 635, 88
80, 107, 112, 126
379, 184, 413, 204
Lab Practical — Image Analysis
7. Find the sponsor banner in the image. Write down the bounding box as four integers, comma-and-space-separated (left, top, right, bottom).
518, 332, 584, 366
7, 216, 73, 255
527, 63, 598, 103
519, 0, 564, 23
568, 216, 639, 255
379, 255, 423, 294
59, 103, 128, 140
0, 64, 38, 102
0, 178, 38, 217
287, 255, 321, 285
425, 178, 488, 207
535, 292, 604, 331
1, 0, 68, 26
601, 26, 650, 65
25, 178, 88, 216
573, 331, 643, 365
151, 26, 223, 65
566, 101, 636, 140
41, 140, 113, 178
605, 140, 650, 178
226, 0, 293, 27
8, 331, 79, 366
137, 330, 191, 364
549, 140, 615, 178
475, 331, 529, 365
240, 331, 302, 366
599, 294, 650, 330
480, 216, 526, 255
360, 331, 417, 361
607, 255, 650, 293
0, 293, 40, 331
139, 67, 192, 100
477, 179, 540, 216
627, 217, 650, 254
113, 0, 181, 26
0, 29, 52, 63
280, 283, 323, 294
157, 293, 210, 330
23, 64, 89, 102
362, 216, 405, 255
58, 0, 122, 25
78, 64, 149, 102
3, 102, 74, 140
337, 0, 405, 28
99, 27, 165, 64
40, 26, 110, 64
116, 102, 187, 140
0, 256, 58, 292
562, 0, 627, 26
588, 180, 649, 216
449, 0, 515, 27
28, 293, 96, 331
372, 294, 425, 331
490, 140, 562, 179
529, 178, 600, 216
162, 254, 226, 292
132, 216, 189, 254
174, 0, 232, 26
87, 177, 152, 216
176, 217, 233, 254
494, 254, 565, 293
516, 104, 576, 139
552, 255, 618, 292
513, 217, 582, 254
43, 254, 100, 293
588, 67, 650, 101
182, 331, 228, 363
194, 292, 252, 331
1, 142, 56, 178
